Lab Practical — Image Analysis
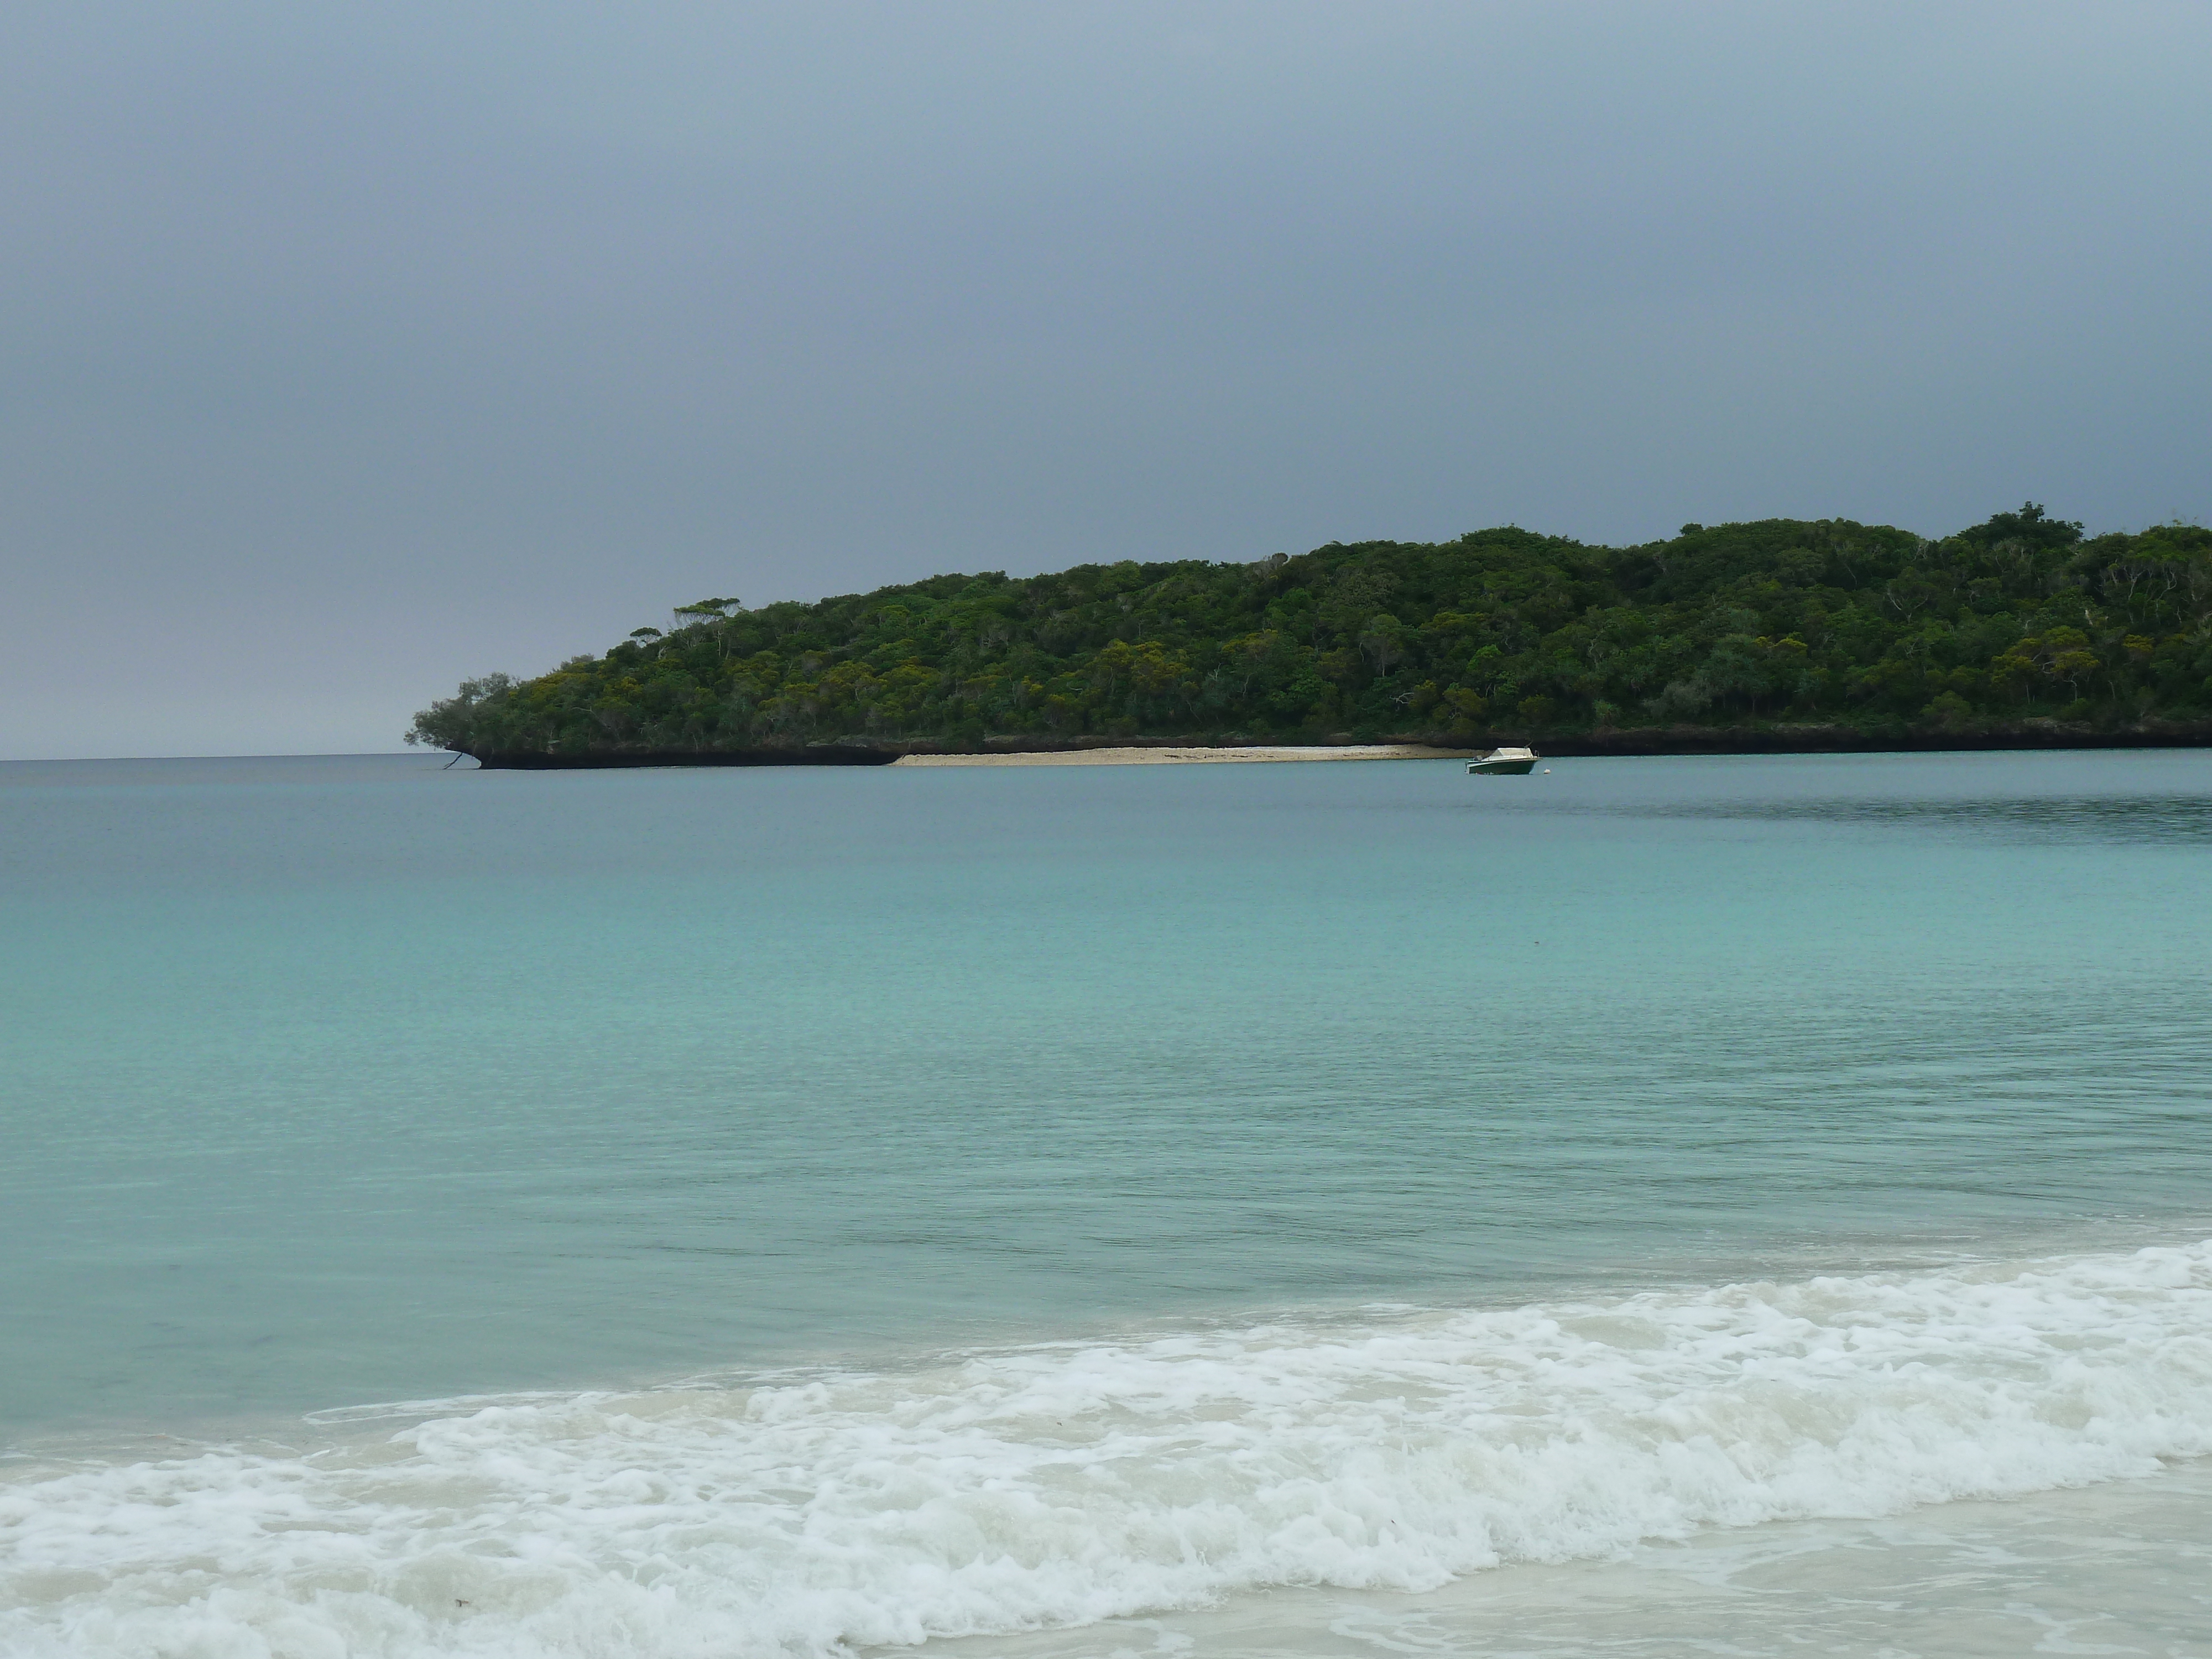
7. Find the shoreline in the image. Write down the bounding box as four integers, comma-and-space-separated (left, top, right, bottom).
890, 744, 1468, 766
460, 723, 2212, 769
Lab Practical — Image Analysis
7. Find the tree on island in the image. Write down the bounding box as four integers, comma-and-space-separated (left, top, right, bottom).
406, 507, 2212, 761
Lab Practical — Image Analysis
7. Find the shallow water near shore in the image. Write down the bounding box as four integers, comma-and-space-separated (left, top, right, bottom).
4, 749, 2211, 1656
924, 1461, 2212, 1658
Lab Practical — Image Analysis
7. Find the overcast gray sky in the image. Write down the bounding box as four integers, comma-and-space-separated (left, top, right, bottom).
5, 2, 2208, 757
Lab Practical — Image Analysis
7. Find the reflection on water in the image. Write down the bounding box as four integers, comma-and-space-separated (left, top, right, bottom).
1616, 792, 2212, 842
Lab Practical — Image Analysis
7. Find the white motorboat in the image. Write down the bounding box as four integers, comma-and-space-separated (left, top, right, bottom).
1467, 745, 1540, 775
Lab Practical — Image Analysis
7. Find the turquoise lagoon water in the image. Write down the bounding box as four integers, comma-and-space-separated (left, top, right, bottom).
3, 750, 2211, 1656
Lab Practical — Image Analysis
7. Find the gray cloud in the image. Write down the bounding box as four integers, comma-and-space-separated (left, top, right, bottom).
4, 1, 2208, 756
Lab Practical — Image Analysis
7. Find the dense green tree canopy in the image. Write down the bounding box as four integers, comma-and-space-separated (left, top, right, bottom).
409, 507, 2212, 758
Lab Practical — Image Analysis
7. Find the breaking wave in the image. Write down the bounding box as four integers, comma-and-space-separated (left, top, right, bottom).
6, 1243, 2211, 1657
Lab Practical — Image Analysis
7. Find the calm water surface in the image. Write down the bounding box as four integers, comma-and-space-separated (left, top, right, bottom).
7, 750, 2209, 1434
3, 750, 2209, 1658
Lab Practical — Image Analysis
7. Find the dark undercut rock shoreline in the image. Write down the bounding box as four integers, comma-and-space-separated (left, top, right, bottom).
456, 719, 2212, 769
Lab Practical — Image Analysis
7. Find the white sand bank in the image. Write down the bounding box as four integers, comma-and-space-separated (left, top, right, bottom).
891, 744, 1470, 766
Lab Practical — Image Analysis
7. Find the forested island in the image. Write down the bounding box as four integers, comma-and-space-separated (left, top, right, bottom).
408, 506, 2212, 766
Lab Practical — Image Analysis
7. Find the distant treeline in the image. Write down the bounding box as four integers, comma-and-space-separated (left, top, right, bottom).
409, 506, 2212, 760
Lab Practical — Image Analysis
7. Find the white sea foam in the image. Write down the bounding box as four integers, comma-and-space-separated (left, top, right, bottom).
6, 1244, 2211, 1657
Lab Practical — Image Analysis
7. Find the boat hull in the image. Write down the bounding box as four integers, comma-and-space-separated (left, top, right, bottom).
1467, 758, 1538, 775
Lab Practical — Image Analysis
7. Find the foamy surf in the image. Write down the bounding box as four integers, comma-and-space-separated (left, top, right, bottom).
6, 1244, 2211, 1658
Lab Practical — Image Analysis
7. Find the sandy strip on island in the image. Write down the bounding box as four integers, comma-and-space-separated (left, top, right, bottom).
891, 744, 1471, 766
